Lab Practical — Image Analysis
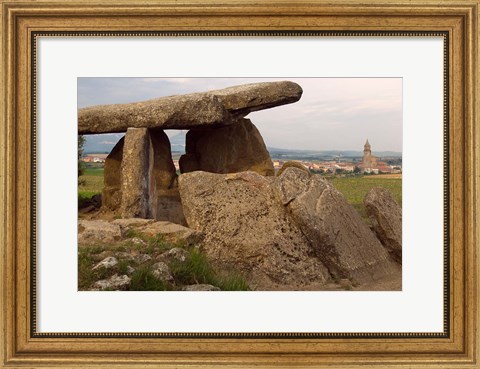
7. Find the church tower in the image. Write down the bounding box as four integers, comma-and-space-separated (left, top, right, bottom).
363, 139, 372, 168
362, 139, 376, 170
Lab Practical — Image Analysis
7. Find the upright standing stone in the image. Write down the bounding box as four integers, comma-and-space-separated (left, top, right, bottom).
148, 131, 185, 225
364, 188, 402, 264
121, 128, 150, 218
102, 128, 184, 223
102, 137, 124, 210
179, 118, 275, 176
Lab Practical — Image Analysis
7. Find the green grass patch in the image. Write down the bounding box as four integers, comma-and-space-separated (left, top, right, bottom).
78, 233, 250, 291
78, 246, 110, 290
169, 248, 214, 285
83, 168, 104, 176
169, 248, 250, 291
78, 168, 104, 194
124, 230, 188, 254
329, 176, 402, 223
214, 273, 250, 291
130, 266, 171, 291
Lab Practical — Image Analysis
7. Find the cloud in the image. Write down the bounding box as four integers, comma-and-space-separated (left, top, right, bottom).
99, 141, 117, 145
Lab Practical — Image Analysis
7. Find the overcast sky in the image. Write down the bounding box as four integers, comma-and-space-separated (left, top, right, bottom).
78, 77, 402, 152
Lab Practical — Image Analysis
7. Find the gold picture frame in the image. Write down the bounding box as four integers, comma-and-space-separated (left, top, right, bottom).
1, 0, 478, 367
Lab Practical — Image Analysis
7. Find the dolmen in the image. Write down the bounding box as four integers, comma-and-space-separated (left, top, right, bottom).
78, 81, 302, 224
78, 81, 401, 290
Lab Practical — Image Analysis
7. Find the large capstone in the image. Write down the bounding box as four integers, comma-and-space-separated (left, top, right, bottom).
364, 188, 402, 264
78, 81, 303, 134
178, 171, 330, 291
274, 167, 399, 284
179, 118, 274, 176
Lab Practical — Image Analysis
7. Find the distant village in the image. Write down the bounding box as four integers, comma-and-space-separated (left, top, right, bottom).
272, 139, 402, 175
81, 139, 402, 176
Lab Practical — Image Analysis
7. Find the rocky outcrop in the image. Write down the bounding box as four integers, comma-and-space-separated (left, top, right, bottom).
276, 160, 310, 177
178, 169, 400, 288
180, 118, 274, 176
92, 256, 118, 270
152, 262, 174, 283
93, 274, 131, 291
364, 188, 402, 264
138, 221, 204, 246
178, 171, 330, 290
160, 247, 190, 263
274, 168, 398, 283
78, 81, 303, 134
111, 218, 155, 235
78, 220, 122, 244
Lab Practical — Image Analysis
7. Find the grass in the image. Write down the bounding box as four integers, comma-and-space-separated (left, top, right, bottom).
78, 231, 250, 291
130, 266, 171, 291
78, 247, 111, 289
169, 248, 250, 291
78, 168, 104, 208
78, 168, 104, 204
83, 168, 105, 176
329, 175, 402, 223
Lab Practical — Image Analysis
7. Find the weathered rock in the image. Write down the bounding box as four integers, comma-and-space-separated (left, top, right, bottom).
78, 220, 122, 244
338, 278, 354, 290
208, 81, 303, 116
116, 128, 185, 223
364, 188, 402, 264
78, 81, 302, 134
180, 118, 274, 176
79, 194, 102, 213
151, 262, 174, 283
115, 252, 135, 261
92, 256, 118, 271
129, 237, 146, 246
79, 204, 96, 214
276, 161, 311, 177
120, 128, 150, 218
274, 168, 398, 283
134, 254, 152, 264
160, 247, 190, 263
80, 94, 231, 134
146, 130, 184, 224
178, 171, 330, 290
92, 250, 113, 262
138, 221, 204, 246
93, 274, 130, 291
112, 218, 155, 229
182, 284, 221, 291
102, 137, 124, 210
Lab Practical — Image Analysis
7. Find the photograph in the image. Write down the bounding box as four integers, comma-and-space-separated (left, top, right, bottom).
2, 0, 479, 366
77, 77, 403, 292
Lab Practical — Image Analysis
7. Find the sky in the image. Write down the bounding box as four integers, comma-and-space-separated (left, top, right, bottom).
78, 77, 402, 153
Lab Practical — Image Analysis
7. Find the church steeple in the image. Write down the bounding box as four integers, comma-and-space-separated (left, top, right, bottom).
361, 139, 376, 172
364, 139, 371, 151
